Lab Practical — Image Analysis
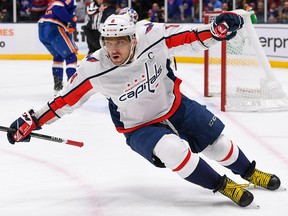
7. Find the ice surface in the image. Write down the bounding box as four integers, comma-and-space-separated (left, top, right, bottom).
0, 60, 287, 216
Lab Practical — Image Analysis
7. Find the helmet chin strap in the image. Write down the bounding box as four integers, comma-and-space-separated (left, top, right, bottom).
120, 38, 137, 66
103, 36, 137, 66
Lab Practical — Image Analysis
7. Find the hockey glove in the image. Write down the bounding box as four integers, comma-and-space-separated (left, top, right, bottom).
7, 109, 41, 144
211, 11, 244, 41
67, 16, 77, 34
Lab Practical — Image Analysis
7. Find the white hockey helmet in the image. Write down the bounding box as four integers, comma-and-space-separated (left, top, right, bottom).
100, 13, 137, 66
117, 7, 139, 24
100, 13, 136, 40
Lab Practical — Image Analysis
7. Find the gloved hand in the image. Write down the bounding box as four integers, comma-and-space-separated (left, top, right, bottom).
211, 11, 244, 41
67, 15, 77, 34
7, 109, 41, 144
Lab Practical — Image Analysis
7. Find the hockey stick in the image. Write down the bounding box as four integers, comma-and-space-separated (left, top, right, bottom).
0, 125, 84, 148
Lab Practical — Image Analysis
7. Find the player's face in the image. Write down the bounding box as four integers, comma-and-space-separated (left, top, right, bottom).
104, 36, 133, 66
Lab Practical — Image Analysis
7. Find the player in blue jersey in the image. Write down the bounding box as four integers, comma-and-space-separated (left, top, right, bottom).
38, 0, 78, 96
7, 9, 281, 207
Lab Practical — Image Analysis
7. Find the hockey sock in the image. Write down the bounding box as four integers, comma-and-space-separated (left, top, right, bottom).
201, 135, 251, 177
52, 62, 64, 80
66, 67, 76, 79
185, 157, 222, 190
65, 53, 77, 79
225, 148, 251, 176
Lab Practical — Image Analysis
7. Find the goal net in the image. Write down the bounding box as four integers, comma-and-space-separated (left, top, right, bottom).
204, 9, 288, 111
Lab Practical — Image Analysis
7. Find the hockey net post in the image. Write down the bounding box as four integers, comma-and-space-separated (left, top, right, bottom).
204, 9, 288, 112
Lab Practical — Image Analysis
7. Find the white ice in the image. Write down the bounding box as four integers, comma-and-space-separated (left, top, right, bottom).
0, 60, 287, 216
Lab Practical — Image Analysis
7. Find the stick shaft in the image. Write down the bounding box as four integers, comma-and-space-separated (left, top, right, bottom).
0, 126, 83, 147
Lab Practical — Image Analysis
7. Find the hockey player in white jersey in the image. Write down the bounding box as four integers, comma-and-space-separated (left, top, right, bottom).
7, 9, 281, 207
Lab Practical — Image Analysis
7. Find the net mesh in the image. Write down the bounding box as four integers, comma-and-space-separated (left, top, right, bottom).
205, 10, 288, 111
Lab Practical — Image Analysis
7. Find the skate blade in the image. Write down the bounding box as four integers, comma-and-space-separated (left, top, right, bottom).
248, 201, 260, 209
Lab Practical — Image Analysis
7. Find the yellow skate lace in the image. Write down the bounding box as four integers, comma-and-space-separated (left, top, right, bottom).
220, 179, 250, 204
248, 169, 271, 188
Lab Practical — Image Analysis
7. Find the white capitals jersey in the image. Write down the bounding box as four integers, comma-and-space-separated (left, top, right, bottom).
35, 22, 216, 133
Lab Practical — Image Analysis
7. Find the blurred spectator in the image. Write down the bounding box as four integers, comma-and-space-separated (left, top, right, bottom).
116, 0, 128, 10
279, 0, 288, 23
235, 0, 245, 9
19, 0, 31, 21
193, 0, 200, 22
146, 9, 153, 21
4, 0, 288, 24
244, 0, 258, 11
222, 0, 233, 10
168, 0, 185, 22
0, 0, 13, 22
256, 1, 265, 22
147, 2, 164, 22
248, 1, 257, 10
183, 0, 194, 22
222, 2, 229, 11
204, 1, 214, 11
75, 0, 86, 22
278, 0, 286, 14
204, 0, 222, 11
29, 0, 49, 22
269, 0, 282, 8
268, 1, 279, 23
132, 0, 150, 20
101, 0, 116, 22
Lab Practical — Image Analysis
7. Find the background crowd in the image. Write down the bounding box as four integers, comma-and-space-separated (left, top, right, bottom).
0, 0, 288, 24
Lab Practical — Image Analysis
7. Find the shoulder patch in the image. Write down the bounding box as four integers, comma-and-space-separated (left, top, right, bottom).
86, 54, 99, 62
145, 23, 154, 34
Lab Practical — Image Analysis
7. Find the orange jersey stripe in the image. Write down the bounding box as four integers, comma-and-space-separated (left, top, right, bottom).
58, 26, 76, 53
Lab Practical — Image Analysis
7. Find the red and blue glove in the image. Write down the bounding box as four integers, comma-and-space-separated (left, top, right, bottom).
211, 11, 244, 41
7, 109, 41, 144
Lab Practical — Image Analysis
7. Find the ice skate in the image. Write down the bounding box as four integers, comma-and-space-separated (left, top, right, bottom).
53, 76, 63, 96
214, 175, 254, 207
243, 161, 281, 190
